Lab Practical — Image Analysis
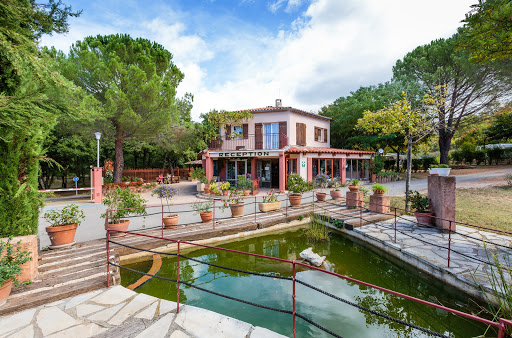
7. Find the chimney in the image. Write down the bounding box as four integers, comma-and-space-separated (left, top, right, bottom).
275, 99, 282, 107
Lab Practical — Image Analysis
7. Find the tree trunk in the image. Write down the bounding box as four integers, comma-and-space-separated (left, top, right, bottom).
113, 133, 124, 183
438, 131, 452, 165
405, 138, 413, 212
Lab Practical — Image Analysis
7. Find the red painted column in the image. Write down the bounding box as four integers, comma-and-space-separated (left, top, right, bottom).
219, 160, 226, 181
279, 152, 286, 192
340, 158, 346, 183
251, 157, 257, 179
204, 152, 213, 182
92, 167, 103, 204
307, 158, 313, 182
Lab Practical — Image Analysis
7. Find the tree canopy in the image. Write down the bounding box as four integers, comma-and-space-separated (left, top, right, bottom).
59, 34, 188, 182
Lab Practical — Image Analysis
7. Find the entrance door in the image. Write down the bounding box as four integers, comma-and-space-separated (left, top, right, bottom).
258, 160, 272, 188
227, 160, 247, 185
271, 159, 279, 189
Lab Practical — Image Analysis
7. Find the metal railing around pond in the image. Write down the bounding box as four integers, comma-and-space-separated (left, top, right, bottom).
104, 193, 512, 338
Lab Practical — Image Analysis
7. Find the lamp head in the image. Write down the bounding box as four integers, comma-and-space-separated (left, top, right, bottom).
94, 132, 102, 140
378, 148, 384, 154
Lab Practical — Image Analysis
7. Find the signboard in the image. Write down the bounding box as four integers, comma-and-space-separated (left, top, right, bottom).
301, 161, 306, 168
73, 176, 79, 182
216, 151, 275, 158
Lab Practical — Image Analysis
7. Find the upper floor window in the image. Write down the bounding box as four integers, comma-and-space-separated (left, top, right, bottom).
315, 127, 328, 143
264, 123, 279, 149
232, 125, 243, 139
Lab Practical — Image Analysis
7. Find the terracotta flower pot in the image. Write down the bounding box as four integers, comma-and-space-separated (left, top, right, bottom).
229, 203, 244, 217
222, 190, 229, 196
163, 214, 179, 228
330, 190, 342, 201
348, 185, 359, 192
204, 187, 210, 194
258, 201, 281, 213
0, 279, 13, 307
316, 192, 327, 202
108, 220, 130, 236
415, 212, 433, 226
373, 191, 385, 196
200, 211, 213, 222
243, 190, 251, 196
45, 223, 78, 248
288, 194, 302, 207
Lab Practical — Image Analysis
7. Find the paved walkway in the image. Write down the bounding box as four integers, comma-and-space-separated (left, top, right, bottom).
0, 285, 285, 338
380, 168, 511, 196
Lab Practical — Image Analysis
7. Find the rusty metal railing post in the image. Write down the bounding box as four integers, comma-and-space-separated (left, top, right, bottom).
213, 199, 216, 230
106, 228, 110, 288
254, 195, 256, 224
161, 204, 164, 238
448, 220, 452, 268
177, 240, 181, 313
292, 260, 296, 338
359, 205, 362, 228
394, 208, 397, 243
285, 194, 288, 217
498, 318, 506, 338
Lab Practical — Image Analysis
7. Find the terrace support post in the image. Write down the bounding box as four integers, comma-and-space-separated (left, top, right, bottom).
92, 167, 103, 204
177, 241, 181, 313
251, 158, 257, 181
340, 158, 346, 184
213, 199, 216, 230
204, 151, 214, 183
394, 208, 397, 243
307, 158, 313, 182
279, 152, 286, 193
448, 220, 452, 268
292, 261, 296, 338
106, 228, 110, 288
428, 175, 456, 232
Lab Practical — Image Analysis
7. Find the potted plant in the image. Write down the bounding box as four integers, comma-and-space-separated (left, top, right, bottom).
329, 179, 345, 201
191, 168, 207, 192
101, 186, 147, 235
209, 182, 221, 195
152, 184, 179, 227
371, 183, 388, 196
43, 204, 85, 248
193, 198, 213, 222
314, 173, 330, 202
221, 189, 245, 217
244, 179, 254, 196
348, 179, 360, 192
0, 237, 32, 306
259, 189, 281, 212
408, 190, 433, 225
286, 174, 311, 207
220, 182, 231, 196
429, 164, 451, 176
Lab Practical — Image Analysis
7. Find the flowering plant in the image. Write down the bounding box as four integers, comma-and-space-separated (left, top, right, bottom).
192, 198, 213, 214
286, 174, 312, 194
221, 189, 244, 210
262, 189, 279, 203
152, 184, 178, 213
408, 191, 430, 213
314, 173, 330, 189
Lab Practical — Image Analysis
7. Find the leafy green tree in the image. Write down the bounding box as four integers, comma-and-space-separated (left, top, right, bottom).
200, 109, 253, 144
459, 0, 512, 63
487, 106, 512, 142
0, 0, 80, 236
60, 34, 187, 182
393, 35, 508, 164
358, 92, 437, 210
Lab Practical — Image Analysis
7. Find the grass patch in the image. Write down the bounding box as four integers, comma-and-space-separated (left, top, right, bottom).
456, 186, 512, 232
386, 186, 512, 232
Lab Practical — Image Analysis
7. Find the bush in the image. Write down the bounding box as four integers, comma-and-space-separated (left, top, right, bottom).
101, 187, 147, 223
412, 159, 421, 172
474, 150, 486, 165
0, 237, 32, 287
460, 143, 476, 164
450, 150, 464, 164
421, 156, 437, 171
43, 204, 85, 227
286, 174, 311, 194
487, 147, 506, 165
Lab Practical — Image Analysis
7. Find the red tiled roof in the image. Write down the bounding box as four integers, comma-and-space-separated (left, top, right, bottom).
286, 146, 374, 155
232, 106, 332, 121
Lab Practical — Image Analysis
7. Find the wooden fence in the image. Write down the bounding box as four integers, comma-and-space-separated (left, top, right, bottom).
121, 168, 192, 182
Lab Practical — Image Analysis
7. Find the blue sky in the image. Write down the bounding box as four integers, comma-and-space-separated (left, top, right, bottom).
41, 0, 475, 121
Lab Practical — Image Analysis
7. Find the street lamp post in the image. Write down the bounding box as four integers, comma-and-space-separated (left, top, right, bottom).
94, 132, 102, 167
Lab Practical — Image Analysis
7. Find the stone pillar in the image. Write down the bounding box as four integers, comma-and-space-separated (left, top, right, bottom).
279, 152, 286, 192
92, 167, 103, 204
346, 191, 364, 208
1, 235, 38, 283
428, 175, 456, 231
340, 158, 346, 183
370, 194, 390, 214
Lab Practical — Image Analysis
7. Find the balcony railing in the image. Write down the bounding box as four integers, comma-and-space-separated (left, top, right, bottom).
209, 133, 288, 151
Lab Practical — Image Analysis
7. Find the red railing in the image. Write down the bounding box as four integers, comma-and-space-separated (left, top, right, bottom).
209, 133, 288, 150
104, 192, 512, 337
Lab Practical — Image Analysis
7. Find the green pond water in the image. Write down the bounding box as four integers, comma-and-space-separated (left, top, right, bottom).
121, 228, 493, 337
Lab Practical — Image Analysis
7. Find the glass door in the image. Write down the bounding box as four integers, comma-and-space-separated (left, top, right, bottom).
264, 123, 279, 149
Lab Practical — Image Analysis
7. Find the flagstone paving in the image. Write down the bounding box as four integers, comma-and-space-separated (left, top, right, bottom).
0, 285, 286, 338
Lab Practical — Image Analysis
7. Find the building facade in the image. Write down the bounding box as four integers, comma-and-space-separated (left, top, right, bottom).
201, 100, 373, 192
